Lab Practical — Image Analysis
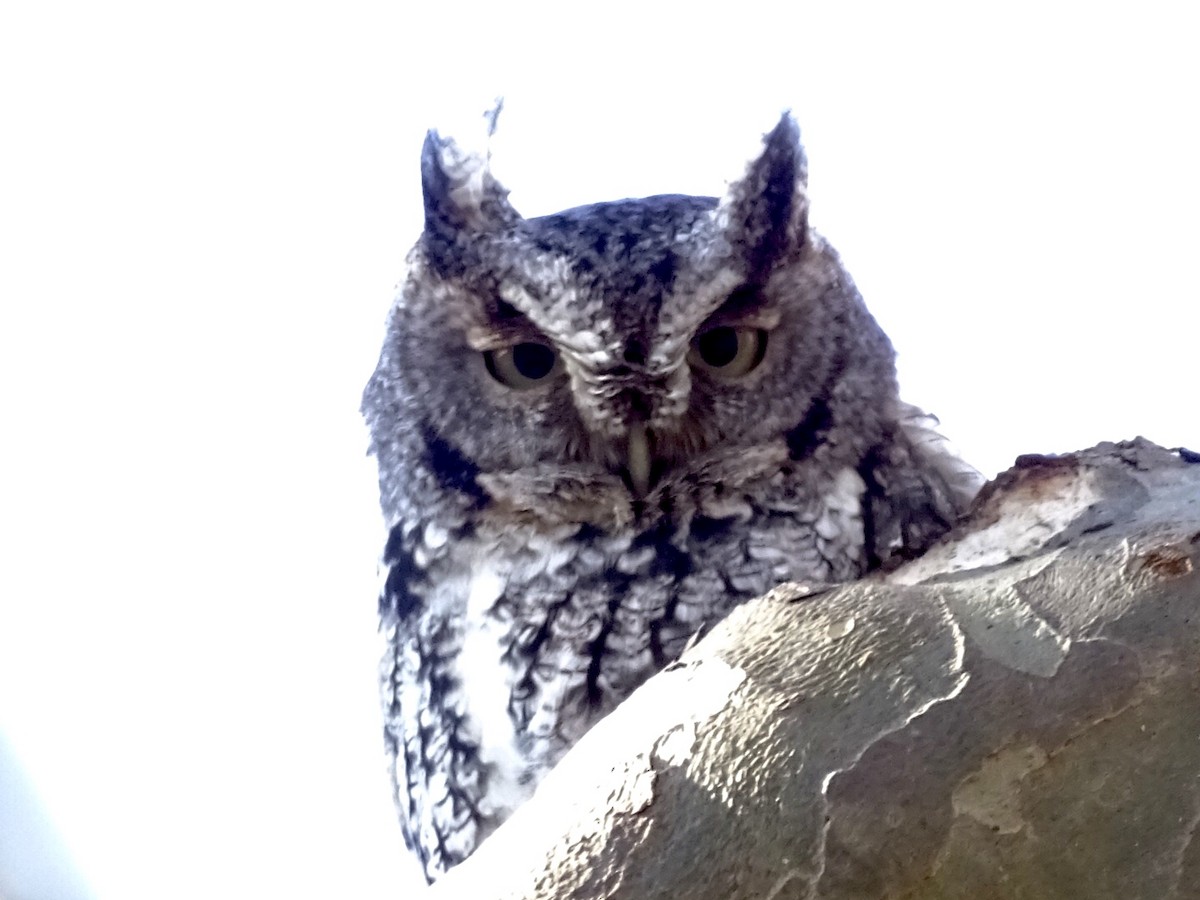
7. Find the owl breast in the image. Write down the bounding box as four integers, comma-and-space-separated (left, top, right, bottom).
383, 458, 867, 872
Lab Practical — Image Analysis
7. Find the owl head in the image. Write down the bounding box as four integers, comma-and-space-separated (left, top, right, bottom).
364, 114, 897, 528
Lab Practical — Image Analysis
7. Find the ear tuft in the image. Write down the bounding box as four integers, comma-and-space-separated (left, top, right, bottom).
420, 129, 520, 243
721, 112, 810, 278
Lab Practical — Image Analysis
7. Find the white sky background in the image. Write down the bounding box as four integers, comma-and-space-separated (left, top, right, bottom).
1, 3, 1196, 898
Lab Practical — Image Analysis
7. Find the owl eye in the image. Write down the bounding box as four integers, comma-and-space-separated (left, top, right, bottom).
485, 341, 563, 389
688, 326, 767, 378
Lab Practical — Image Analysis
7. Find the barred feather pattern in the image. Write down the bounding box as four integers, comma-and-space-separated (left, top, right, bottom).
378, 450, 871, 877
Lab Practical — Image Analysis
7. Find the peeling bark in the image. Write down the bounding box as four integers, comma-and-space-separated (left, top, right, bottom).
429, 439, 1200, 900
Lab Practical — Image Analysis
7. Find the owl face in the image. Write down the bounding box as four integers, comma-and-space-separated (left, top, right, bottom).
367, 116, 892, 525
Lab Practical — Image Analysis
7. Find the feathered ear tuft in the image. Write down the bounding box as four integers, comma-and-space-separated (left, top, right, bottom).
420, 129, 520, 271
720, 113, 809, 279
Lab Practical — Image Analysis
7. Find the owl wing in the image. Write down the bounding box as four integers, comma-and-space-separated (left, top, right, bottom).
861, 403, 985, 569
378, 522, 484, 883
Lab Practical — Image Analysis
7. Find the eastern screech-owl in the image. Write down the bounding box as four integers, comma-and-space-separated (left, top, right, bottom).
362, 114, 981, 882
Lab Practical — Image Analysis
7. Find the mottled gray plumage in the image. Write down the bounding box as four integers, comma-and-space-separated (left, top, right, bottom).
362, 114, 982, 882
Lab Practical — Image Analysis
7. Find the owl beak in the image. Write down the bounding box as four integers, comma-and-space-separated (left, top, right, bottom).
626, 422, 653, 498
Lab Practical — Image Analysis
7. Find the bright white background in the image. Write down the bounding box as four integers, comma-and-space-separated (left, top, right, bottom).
1, 3, 1196, 898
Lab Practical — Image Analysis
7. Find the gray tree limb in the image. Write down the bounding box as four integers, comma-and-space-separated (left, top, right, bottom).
430, 439, 1200, 900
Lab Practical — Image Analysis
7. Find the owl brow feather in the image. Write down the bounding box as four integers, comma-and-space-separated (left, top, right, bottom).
699, 283, 781, 331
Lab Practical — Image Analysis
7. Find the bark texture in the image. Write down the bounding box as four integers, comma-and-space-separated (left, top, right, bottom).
429, 439, 1200, 900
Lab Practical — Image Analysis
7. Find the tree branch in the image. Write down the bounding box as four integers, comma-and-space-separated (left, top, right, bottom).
431, 439, 1200, 899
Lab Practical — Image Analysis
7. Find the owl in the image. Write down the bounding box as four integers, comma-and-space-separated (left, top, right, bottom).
362, 113, 982, 882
